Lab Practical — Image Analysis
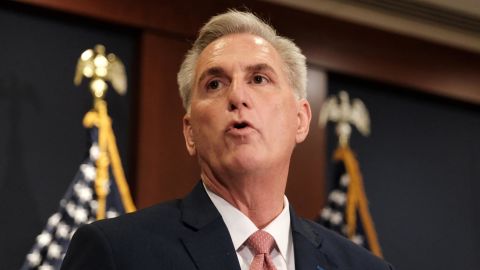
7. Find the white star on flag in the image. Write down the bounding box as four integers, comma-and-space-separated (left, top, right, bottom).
47, 213, 61, 227
74, 183, 93, 202
26, 251, 41, 267
80, 164, 96, 181
38, 264, 54, 270
47, 242, 62, 259
89, 143, 100, 160
55, 222, 70, 239
73, 207, 88, 224
330, 211, 343, 225
37, 232, 52, 248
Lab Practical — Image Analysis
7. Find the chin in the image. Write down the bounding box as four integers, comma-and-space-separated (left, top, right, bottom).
227, 152, 264, 172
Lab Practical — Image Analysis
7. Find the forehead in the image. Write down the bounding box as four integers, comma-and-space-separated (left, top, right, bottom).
194, 33, 285, 79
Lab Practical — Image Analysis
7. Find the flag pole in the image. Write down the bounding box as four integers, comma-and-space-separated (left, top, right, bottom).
335, 146, 383, 257
91, 98, 110, 220
106, 121, 137, 212
75, 44, 136, 219
319, 90, 383, 258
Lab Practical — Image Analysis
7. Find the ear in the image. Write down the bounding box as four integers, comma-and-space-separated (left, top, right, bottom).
183, 114, 197, 156
295, 99, 312, 143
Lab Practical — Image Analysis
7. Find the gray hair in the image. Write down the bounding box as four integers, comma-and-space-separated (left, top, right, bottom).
177, 10, 307, 110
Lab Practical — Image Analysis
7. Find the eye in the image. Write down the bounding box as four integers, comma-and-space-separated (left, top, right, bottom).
252, 75, 269, 85
206, 79, 223, 90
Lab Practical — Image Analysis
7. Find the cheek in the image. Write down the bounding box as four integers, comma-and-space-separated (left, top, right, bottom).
262, 102, 294, 142
191, 107, 221, 142
191, 116, 210, 141
276, 98, 298, 124
276, 100, 300, 140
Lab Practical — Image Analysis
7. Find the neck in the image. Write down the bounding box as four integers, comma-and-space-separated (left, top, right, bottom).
201, 167, 288, 228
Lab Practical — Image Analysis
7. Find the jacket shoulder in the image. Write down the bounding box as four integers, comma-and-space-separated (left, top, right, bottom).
299, 219, 394, 270
94, 199, 183, 232
62, 199, 193, 270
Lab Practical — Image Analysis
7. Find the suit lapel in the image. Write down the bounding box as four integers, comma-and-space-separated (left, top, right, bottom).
178, 182, 337, 270
291, 207, 338, 270
180, 182, 241, 270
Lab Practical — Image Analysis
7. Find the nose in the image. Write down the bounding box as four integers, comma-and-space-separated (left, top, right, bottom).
227, 80, 251, 111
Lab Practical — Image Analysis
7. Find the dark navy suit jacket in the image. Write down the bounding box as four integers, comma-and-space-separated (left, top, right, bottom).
61, 182, 393, 270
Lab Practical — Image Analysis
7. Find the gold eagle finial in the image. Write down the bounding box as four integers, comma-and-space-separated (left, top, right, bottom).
319, 91, 370, 146
74, 44, 127, 99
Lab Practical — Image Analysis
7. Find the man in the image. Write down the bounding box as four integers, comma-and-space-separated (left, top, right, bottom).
62, 10, 393, 270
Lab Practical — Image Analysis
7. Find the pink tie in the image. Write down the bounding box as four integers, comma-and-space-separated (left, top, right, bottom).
246, 230, 277, 270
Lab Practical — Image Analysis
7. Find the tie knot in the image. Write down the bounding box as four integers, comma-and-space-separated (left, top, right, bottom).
246, 230, 276, 255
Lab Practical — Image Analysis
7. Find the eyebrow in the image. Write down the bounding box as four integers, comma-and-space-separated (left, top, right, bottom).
245, 63, 277, 75
197, 67, 225, 85
196, 63, 278, 84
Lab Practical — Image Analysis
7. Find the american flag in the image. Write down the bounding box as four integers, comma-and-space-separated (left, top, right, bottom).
318, 161, 368, 245
317, 146, 383, 257
21, 128, 127, 270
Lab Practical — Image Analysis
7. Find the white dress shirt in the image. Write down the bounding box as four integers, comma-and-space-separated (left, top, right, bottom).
204, 184, 295, 270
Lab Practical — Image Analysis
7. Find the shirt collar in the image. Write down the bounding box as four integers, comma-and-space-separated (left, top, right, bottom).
204, 183, 291, 261
263, 196, 291, 261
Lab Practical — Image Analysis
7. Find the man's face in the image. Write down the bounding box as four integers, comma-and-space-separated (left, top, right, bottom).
183, 33, 311, 177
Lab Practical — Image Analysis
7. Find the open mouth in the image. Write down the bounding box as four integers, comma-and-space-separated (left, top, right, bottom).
226, 120, 254, 134
233, 122, 249, 129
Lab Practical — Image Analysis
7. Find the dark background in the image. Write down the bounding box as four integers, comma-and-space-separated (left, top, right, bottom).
1, 1, 480, 269
326, 72, 480, 269
0, 5, 137, 269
